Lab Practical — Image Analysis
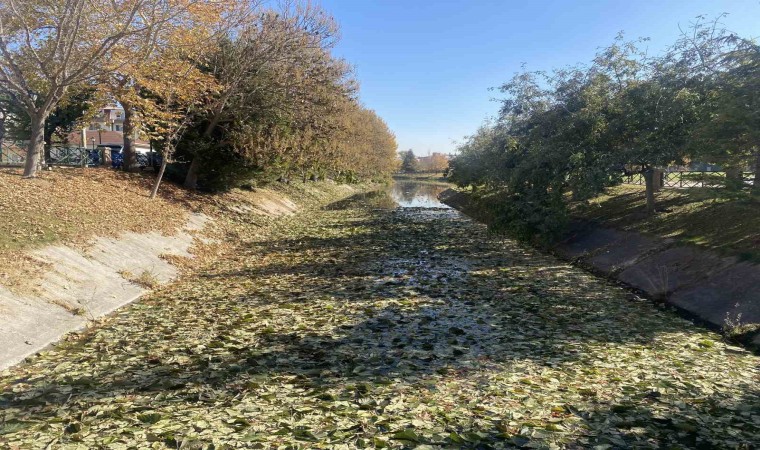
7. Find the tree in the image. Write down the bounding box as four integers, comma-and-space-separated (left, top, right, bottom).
690, 36, 760, 193
164, 1, 399, 191
400, 149, 418, 173
0, 0, 170, 178
142, 56, 218, 198
99, 1, 250, 172
130, 4, 226, 198
181, 2, 343, 189
418, 152, 449, 173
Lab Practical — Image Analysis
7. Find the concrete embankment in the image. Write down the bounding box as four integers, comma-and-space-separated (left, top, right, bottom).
439, 188, 760, 348
0, 182, 357, 371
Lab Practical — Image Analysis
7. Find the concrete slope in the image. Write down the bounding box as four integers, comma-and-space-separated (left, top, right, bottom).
439, 188, 760, 348
0, 183, 357, 371
0, 213, 209, 371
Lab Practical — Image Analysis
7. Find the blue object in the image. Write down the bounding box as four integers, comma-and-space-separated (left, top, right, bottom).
111, 149, 123, 169
88, 149, 101, 166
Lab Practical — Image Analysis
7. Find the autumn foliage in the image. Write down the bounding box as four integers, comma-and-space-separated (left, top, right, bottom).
0, 0, 398, 193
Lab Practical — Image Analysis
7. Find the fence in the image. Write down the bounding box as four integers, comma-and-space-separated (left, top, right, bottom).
1, 143, 160, 169
47, 146, 104, 167
0, 141, 27, 166
623, 170, 755, 189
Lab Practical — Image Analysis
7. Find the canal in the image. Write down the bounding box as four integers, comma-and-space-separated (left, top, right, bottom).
389, 178, 452, 208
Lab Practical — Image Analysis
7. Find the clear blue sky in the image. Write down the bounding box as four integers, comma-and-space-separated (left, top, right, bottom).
318, 0, 760, 156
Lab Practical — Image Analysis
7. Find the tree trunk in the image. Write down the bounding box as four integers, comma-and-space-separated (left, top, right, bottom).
644, 168, 656, 215
150, 155, 169, 199
752, 149, 760, 195
22, 113, 46, 178
184, 157, 200, 189
726, 167, 743, 191
121, 101, 138, 172
183, 112, 223, 189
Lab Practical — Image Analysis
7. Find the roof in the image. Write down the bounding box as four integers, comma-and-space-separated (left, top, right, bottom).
65, 131, 150, 149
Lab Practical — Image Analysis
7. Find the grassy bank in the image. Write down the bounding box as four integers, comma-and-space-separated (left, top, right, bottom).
572, 184, 760, 262
0, 167, 363, 293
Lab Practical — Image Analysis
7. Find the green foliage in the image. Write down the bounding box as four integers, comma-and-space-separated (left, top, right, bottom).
166, 6, 398, 191
400, 149, 418, 173
451, 20, 760, 242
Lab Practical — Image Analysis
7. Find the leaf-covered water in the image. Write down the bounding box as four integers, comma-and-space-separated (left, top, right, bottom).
1, 189, 758, 449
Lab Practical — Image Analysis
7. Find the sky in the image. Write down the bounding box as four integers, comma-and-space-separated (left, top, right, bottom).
318, 0, 760, 156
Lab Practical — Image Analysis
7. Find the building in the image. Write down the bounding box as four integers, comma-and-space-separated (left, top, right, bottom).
69, 104, 150, 153
65, 130, 151, 153
88, 104, 125, 132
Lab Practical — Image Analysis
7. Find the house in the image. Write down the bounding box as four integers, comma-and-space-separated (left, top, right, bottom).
88, 104, 125, 132
65, 104, 150, 153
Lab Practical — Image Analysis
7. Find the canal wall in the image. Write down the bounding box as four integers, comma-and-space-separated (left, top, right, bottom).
438, 188, 760, 349
0, 182, 360, 371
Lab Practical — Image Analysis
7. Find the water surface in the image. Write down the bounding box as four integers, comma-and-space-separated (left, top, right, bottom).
390, 180, 451, 208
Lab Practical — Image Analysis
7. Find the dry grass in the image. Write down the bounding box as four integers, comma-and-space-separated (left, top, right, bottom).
0, 167, 200, 293
0, 167, 196, 253
118, 269, 161, 289
49, 298, 85, 316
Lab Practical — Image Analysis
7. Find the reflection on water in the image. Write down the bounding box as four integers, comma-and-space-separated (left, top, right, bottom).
390, 181, 451, 208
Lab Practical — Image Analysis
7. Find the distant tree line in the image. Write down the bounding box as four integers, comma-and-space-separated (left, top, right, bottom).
398, 149, 449, 173
0, 0, 397, 194
449, 17, 760, 242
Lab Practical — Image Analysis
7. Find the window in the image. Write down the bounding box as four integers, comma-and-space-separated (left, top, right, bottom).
114, 124, 122, 131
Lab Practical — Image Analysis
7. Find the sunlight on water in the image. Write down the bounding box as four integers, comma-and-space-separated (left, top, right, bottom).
390, 181, 451, 208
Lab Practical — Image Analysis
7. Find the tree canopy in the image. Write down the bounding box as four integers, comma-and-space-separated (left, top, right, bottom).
450, 18, 760, 242
0, 0, 398, 193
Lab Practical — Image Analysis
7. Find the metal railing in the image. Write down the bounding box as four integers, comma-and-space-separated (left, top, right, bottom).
1, 141, 162, 171
624, 173, 645, 185
47, 146, 103, 167
0, 141, 27, 166
623, 170, 756, 189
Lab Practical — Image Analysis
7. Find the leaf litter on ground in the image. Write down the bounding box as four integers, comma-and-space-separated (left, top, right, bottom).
0, 186, 758, 449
